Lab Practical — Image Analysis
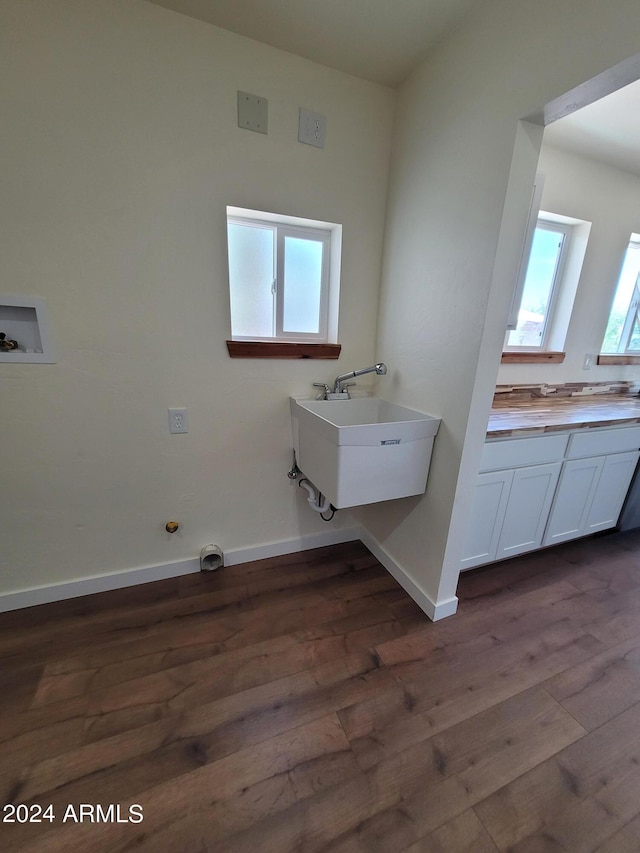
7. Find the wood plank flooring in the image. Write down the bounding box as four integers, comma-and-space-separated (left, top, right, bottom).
3, 531, 640, 851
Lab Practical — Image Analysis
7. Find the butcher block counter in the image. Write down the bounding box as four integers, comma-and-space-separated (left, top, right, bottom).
487, 382, 640, 437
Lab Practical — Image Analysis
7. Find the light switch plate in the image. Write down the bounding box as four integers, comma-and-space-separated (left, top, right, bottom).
237, 91, 268, 134
298, 108, 326, 148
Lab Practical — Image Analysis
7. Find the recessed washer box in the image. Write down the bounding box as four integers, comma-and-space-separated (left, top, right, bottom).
0, 296, 54, 363
290, 397, 440, 508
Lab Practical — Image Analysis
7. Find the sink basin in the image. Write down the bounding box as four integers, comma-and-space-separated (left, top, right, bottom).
290, 397, 440, 508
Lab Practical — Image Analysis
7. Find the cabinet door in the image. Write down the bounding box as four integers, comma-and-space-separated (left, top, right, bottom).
586, 450, 640, 534
496, 462, 562, 560
460, 469, 513, 570
543, 456, 605, 546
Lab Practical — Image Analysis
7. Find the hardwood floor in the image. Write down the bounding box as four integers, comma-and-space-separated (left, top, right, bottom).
3, 531, 640, 851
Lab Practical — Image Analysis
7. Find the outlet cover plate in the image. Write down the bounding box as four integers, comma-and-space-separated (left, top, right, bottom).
169, 407, 189, 434
237, 91, 268, 134
298, 109, 326, 148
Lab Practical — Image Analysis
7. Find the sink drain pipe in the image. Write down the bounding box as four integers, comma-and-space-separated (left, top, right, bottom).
298, 478, 331, 514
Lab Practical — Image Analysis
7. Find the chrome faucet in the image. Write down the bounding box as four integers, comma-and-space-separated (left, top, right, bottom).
332, 362, 387, 393
313, 363, 387, 399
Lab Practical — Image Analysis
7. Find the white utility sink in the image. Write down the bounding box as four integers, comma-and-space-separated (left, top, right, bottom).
290, 397, 441, 508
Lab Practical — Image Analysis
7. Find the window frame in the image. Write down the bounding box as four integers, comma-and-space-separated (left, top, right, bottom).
617, 276, 640, 353
275, 223, 330, 342
504, 217, 573, 352
601, 236, 640, 356
226, 208, 337, 345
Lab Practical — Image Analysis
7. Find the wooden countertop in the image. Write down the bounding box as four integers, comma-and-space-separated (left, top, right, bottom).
487, 394, 640, 438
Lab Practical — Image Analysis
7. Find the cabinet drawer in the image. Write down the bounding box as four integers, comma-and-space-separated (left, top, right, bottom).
567, 426, 640, 459
481, 433, 568, 472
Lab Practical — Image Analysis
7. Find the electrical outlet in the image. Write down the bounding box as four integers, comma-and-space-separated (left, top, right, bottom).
298, 109, 327, 148
168, 407, 189, 434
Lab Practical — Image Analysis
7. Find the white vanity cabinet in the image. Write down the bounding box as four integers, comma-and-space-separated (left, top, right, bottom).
460, 469, 514, 570
542, 456, 605, 546
585, 451, 640, 532
497, 462, 563, 559
461, 425, 640, 570
543, 426, 640, 546
461, 434, 567, 570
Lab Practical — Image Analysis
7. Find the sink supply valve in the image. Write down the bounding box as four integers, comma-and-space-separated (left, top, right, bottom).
287, 449, 300, 480
0, 332, 19, 351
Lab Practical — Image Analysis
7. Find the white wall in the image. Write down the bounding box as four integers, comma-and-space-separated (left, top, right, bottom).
0, 0, 394, 596
6, 0, 640, 617
498, 143, 640, 385
363, 0, 640, 612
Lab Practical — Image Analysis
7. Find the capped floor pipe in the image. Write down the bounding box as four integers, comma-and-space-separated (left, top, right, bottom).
200, 544, 224, 571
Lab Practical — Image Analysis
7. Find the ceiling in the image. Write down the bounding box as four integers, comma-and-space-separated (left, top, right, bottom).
145, 0, 481, 87
146, 0, 640, 175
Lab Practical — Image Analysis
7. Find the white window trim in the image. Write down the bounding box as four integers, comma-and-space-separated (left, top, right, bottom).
505, 218, 573, 351
226, 206, 341, 344
505, 208, 591, 356
507, 173, 545, 332
617, 274, 640, 353
604, 236, 640, 355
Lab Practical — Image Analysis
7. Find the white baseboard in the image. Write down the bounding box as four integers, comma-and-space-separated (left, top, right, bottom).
0, 526, 458, 621
0, 557, 201, 613
359, 530, 458, 621
223, 526, 362, 566
0, 527, 362, 614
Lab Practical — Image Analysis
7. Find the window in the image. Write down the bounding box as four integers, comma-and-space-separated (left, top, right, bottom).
505, 218, 572, 349
601, 235, 640, 353
226, 207, 341, 344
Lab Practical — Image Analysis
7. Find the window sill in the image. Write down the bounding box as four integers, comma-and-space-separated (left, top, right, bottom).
597, 354, 640, 365
227, 341, 341, 359
501, 351, 565, 364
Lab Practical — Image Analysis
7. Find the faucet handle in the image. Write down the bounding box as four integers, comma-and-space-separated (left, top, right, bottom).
312, 382, 331, 399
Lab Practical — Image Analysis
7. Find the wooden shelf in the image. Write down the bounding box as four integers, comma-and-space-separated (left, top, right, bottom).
597, 354, 640, 365
227, 341, 341, 359
501, 351, 565, 364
